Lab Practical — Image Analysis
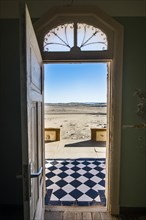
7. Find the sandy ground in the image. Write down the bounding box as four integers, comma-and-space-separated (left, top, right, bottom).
45, 103, 107, 159
44, 103, 107, 140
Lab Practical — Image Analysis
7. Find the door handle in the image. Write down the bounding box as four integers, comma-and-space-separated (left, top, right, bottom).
31, 167, 43, 178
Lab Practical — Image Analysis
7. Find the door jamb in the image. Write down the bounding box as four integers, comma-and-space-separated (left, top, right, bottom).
35, 6, 124, 215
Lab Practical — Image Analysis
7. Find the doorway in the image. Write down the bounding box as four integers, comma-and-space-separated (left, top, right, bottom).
20, 4, 123, 219
44, 62, 108, 207
35, 5, 123, 215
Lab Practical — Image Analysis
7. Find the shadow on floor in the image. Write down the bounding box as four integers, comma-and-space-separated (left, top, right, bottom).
65, 140, 106, 147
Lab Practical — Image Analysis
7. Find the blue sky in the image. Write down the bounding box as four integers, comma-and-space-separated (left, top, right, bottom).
44, 63, 107, 103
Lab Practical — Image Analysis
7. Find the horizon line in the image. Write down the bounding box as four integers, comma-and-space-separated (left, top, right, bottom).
45, 102, 107, 104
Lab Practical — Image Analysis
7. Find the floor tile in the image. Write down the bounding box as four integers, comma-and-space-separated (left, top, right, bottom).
45, 158, 106, 206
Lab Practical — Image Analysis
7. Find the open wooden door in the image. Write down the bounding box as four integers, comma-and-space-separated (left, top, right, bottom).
20, 3, 44, 220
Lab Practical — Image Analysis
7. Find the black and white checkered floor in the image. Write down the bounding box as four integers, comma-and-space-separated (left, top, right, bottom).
45, 158, 106, 206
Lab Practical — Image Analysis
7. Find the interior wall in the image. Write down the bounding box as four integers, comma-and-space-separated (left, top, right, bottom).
0, 19, 23, 206
1, 0, 145, 18
115, 17, 146, 207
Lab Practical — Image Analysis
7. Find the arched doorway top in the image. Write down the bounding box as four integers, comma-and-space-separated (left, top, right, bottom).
34, 5, 123, 61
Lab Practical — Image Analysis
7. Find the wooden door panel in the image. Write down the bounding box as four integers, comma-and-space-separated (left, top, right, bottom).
30, 47, 42, 93
20, 4, 44, 220
37, 102, 43, 179
30, 102, 38, 219
30, 101, 44, 220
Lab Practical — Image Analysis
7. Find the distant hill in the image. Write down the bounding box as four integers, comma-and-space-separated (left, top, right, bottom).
45, 102, 107, 107
44, 102, 107, 114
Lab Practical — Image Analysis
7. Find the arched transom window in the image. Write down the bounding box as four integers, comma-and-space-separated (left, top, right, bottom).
43, 23, 108, 52
35, 10, 114, 60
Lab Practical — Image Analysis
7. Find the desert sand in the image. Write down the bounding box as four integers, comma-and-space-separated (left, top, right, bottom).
45, 103, 107, 159
44, 103, 107, 140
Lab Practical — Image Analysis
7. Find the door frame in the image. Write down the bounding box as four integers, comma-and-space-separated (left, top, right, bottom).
34, 5, 123, 215
43, 59, 113, 213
